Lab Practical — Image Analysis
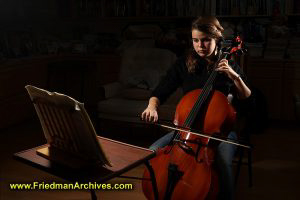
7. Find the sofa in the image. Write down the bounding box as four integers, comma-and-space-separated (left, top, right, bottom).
97, 47, 182, 124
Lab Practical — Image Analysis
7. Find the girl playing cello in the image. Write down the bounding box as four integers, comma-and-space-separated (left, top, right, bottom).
141, 16, 253, 200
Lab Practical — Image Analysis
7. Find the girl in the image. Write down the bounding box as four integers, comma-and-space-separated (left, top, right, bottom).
141, 16, 253, 200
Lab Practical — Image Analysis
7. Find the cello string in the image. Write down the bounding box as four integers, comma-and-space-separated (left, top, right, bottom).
171, 49, 233, 157
171, 66, 218, 156
168, 53, 232, 164
183, 60, 220, 127
185, 43, 239, 127
177, 51, 228, 148
164, 42, 242, 172
175, 58, 219, 142
184, 51, 225, 126
184, 51, 228, 127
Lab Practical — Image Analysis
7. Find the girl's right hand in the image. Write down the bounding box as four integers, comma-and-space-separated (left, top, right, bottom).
141, 107, 158, 123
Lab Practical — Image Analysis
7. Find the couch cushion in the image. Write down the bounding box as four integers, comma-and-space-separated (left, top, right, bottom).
97, 98, 176, 122
98, 98, 149, 117
120, 88, 152, 100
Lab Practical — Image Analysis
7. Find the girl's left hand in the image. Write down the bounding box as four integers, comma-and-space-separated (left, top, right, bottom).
215, 59, 239, 81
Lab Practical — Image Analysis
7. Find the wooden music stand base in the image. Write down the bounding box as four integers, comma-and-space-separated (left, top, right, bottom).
14, 136, 159, 200
36, 146, 97, 169
16, 86, 159, 199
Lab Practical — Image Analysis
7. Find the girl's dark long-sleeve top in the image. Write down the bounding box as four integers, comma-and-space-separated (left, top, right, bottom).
151, 56, 255, 114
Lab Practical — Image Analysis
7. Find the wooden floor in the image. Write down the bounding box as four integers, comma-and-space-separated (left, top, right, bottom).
1, 119, 300, 200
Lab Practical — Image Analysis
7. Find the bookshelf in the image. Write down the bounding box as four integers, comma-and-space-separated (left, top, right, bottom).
58, 0, 300, 19
1, 0, 300, 123
285, 0, 300, 15
53, 0, 300, 49
3, 0, 299, 61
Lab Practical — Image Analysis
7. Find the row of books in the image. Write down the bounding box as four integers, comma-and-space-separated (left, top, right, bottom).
285, 0, 300, 15
144, 0, 213, 17
216, 0, 300, 16
59, 0, 137, 18
62, 0, 300, 18
0, 30, 121, 59
73, 0, 214, 17
216, 0, 269, 16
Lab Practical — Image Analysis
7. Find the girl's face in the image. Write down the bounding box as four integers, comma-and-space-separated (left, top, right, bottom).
192, 29, 217, 59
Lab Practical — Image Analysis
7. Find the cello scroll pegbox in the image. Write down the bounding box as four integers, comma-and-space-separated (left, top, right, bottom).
230, 35, 247, 56
229, 35, 242, 54
221, 35, 247, 60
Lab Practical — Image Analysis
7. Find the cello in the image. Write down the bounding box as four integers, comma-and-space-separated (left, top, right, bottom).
142, 36, 249, 200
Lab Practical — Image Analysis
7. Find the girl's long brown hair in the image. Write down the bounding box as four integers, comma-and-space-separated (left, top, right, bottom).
186, 16, 224, 73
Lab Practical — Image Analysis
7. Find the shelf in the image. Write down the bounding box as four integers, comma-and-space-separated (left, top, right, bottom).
216, 15, 271, 18
286, 13, 300, 17
57, 15, 274, 24
0, 53, 120, 69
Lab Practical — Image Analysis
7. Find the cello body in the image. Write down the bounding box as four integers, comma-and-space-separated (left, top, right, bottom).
142, 89, 236, 200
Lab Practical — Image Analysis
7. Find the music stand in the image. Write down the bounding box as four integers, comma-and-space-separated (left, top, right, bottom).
13, 85, 158, 200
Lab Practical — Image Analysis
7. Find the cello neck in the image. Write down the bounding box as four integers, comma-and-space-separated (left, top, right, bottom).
183, 52, 229, 128
183, 35, 245, 128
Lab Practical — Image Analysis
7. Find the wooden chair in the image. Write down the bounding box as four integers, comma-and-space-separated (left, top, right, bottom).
234, 132, 253, 187
233, 107, 254, 188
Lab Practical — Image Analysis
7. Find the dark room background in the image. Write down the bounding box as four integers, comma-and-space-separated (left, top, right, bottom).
1, 1, 300, 200
0, 0, 299, 129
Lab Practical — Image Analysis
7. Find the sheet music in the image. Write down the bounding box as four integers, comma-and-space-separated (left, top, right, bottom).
25, 85, 112, 167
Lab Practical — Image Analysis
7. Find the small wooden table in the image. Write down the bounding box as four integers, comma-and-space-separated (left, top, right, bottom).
14, 136, 158, 200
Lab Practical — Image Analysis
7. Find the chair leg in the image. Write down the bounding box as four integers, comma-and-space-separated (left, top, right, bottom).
90, 189, 97, 200
248, 149, 253, 187
234, 148, 244, 187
